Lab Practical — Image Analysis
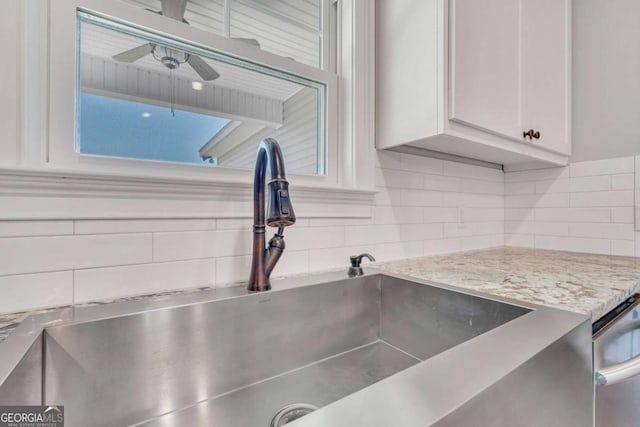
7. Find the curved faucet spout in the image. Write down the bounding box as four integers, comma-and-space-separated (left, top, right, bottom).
248, 139, 296, 292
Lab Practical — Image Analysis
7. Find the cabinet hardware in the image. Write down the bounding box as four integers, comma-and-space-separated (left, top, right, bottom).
523, 129, 541, 140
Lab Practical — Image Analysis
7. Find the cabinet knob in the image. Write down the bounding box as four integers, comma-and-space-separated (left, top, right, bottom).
523, 129, 541, 140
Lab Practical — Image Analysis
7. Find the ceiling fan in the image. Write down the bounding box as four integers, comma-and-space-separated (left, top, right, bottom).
112, 0, 260, 81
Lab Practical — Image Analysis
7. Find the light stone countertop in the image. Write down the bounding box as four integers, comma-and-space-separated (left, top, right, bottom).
374, 247, 640, 321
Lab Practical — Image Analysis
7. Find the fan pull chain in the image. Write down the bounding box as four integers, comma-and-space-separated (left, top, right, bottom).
169, 69, 176, 117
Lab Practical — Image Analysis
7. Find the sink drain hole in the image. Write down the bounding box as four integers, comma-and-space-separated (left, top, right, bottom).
270, 403, 318, 426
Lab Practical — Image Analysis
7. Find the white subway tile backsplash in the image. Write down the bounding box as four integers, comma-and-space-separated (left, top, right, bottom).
153, 231, 218, 262
401, 189, 444, 207
443, 221, 503, 238
534, 207, 611, 223
505, 167, 569, 183
535, 178, 571, 194
308, 217, 374, 227
569, 223, 634, 240
534, 222, 570, 236
74, 259, 215, 303
216, 218, 252, 230
612, 207, 634, 224
443, 161, 503, 182
505, 234, 535, 248
534, 235, 611, 255
506, 221, 571, 237
505, 208, 535, 222
461, 179, 505, 195
374, 189, 403, 206
504, 156, 636, 256
345, 224, 399, 246
399, 223, 444, 241
0, 234, 151, 276
283, 227, 345, 251
375, 168, 424, 189
75, 219, 216, 234
505, 182, 536, 195
375, 151, 403, 170
374, 206, 424, 224
423, 174, 504, 195
505, 221, 535, 235
570, 191, 633, 207
569, 176, 612, 193
214, 230, 254, 257
0, 271, 73, 313
4, 152, 640, 316
423, 207, 458, 223
455, 234, 505, 251
215, 255, 251, 285
464, 207, 505, 222
375, 241, 424, 261
400, 153, 443, 175
570, 157, 634, 177
505, 193, 570, 208
612, 240, 635, 257
423, 238, 457, 255
423, 174, 461, 192
611, 174, 634, 190
443, 193, 504, 208
0, 221, 73, 237
270, 250, 309, 278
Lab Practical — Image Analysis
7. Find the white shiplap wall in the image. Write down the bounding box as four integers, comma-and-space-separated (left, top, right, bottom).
218, 86, 318, 173
505, 156, 636, 256
120, 0, 321, 67
0, 152, 505, 314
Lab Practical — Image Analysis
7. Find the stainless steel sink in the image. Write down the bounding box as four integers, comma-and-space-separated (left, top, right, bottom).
0, 271, 593, 426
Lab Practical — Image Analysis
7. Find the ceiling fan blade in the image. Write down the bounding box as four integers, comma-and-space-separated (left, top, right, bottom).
112, 43, 154, 63
160, 0, 188, 21
232, 37, 261, 48
187, 55, 220, 81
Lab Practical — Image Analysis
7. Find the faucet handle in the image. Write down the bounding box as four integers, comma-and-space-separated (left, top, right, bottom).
348, 253, 375, 277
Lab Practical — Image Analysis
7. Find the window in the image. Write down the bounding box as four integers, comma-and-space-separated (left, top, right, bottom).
76, 7, 328, 175
43, 0, 372, 195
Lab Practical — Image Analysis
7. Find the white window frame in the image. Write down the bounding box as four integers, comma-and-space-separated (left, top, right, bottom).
5, 0, 375, 220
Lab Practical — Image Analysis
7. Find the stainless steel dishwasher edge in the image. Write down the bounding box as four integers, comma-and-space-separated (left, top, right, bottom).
593, 294, 640, 426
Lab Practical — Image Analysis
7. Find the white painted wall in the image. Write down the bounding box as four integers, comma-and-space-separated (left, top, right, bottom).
572, 0, 640, 162
0, 151, 505, 314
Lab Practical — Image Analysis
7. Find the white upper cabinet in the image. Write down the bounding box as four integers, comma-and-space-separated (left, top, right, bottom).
376, 0, 571, 169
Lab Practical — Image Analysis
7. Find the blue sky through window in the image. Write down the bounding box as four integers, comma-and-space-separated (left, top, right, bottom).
79, 93, 230, 164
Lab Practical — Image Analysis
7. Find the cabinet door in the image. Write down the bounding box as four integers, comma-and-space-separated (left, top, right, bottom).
521, 0, 571, 155
449, 0, 522, 141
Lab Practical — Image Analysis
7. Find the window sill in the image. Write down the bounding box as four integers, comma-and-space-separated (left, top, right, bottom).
0, 167, 375, 220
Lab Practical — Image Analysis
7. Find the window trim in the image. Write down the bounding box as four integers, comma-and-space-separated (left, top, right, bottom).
6, 0, 376, 220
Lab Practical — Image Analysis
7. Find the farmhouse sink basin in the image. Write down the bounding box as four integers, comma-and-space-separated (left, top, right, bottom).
0, 271, 593, 426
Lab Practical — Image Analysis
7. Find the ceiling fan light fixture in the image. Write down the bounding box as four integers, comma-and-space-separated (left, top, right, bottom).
151, 45, 189, 71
